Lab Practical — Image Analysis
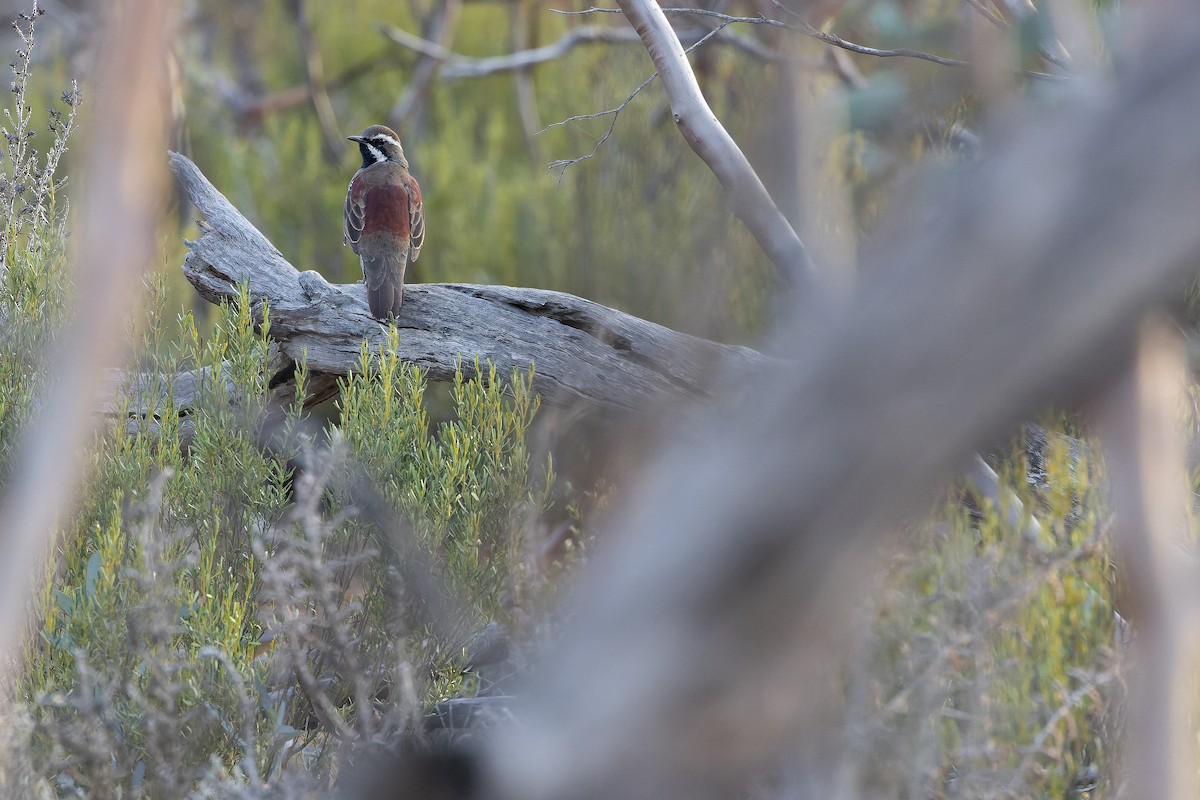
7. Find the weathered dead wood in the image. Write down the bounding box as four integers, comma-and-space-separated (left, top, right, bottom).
167, 151, 769, 416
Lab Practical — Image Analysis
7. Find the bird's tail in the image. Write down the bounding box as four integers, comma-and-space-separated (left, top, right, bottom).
362, 249, 406, 321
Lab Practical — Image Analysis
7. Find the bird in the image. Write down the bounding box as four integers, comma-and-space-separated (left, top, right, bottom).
344, 124, 424, 320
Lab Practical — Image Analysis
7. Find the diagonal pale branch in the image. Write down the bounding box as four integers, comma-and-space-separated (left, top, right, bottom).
614, 0, 817, 290
167, 151, 770, 416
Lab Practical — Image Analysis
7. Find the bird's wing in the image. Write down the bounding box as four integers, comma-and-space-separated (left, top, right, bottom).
343, 172, 366, 253
406, 173, 424, 263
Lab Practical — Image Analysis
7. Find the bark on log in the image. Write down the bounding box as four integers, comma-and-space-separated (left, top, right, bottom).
167, 151, 768, 416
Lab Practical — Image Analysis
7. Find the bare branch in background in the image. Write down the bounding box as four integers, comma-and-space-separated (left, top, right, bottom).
512, 0, 542, 160
198, 53, 397, 131
387, 0, 462, 136
0, 0, 170, 686
380, 21, 775, 80
963, 0, 1008, 28
286, 0, 343, 163
614, 0, 816, 290
381, 23, 645, 89
561, 5, 1062, 76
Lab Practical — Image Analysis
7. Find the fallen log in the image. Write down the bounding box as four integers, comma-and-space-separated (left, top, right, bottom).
167, 151, 770, 416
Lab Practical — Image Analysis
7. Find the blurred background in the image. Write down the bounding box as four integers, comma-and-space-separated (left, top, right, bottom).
0, 0, 1057, 341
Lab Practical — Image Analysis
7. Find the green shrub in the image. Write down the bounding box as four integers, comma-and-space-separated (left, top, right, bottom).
9, 281, 553, 794
844, 431, 1119, 799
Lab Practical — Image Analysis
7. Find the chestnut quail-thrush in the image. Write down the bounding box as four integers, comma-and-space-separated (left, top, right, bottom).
344, 124, 424, 320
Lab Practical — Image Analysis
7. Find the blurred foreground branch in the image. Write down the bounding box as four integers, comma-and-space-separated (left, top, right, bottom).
464, 14, 1200, 799
0, 0, 170, 687
1097, 321, 1200, 799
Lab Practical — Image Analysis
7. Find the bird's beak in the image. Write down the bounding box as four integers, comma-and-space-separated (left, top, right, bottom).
347, 136, 363, 143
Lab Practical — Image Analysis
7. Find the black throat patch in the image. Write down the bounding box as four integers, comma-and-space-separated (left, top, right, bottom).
358, 140, 388, 168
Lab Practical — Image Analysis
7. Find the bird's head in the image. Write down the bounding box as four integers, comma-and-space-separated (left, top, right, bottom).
348, 125, 407, 169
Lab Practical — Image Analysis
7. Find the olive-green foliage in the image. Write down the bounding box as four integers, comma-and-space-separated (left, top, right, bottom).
339, 337, 549, 633
8, 284, 552, 791
20, 287, 289, 794
180, 0, 779, 341
175, 0, 1087, 344
8, 280, 551, 794
847, 432, 1119, 799
0, 222, 67, 473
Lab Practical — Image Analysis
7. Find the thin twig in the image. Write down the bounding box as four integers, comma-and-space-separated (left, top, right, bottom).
541, 71, 659, 175
287, 0, 342, 163
540, 23, 727, 177
962, 0, 1008, 28
557, 4, 1062, 78
558, 5, 962, 65
767, 1, 969, 66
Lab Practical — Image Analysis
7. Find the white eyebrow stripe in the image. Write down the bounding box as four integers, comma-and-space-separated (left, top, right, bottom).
371, 134, 403, 151
365, 142, 387, 163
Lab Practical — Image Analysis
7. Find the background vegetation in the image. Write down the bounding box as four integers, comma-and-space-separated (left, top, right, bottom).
0, 0, 1150, 797
176, 0, 789, 341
